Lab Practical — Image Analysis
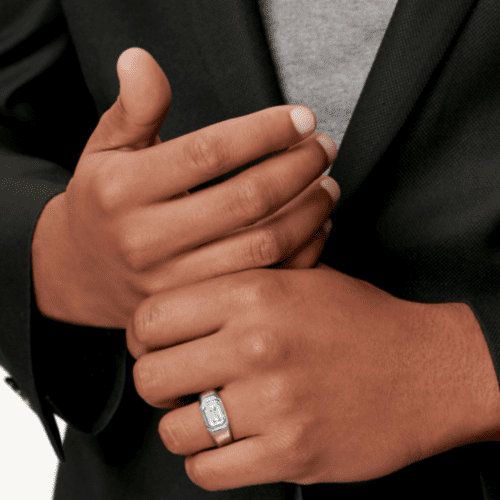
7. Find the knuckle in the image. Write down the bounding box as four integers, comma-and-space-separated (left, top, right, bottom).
91, 153, 129, 213
248, 229, 282, 267
262, 372, 293, 410
116, 218, 150, 273
159, 416, 184, 454
239, 271, 268, 306
238, 270, 284, 308
132, 357, 154, 402
135, 275, 165, 297
186, 459, 208, 489
228, 175, 269, 221
235, 327, 283, 368
132, 300, 159, 345
132, 355, 166, 407
184, 132, 229, 175
129, 272, 166, 298
280, 422, 317, 478
254, 371, 320, 484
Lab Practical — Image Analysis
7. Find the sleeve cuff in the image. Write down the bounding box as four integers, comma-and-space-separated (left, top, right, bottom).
30, 268, 129, 436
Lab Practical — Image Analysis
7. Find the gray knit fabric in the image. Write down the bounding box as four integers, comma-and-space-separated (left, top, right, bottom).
257, 0, 399, 154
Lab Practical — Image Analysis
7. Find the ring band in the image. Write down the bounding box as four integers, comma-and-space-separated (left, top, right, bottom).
199, 390, 233, 447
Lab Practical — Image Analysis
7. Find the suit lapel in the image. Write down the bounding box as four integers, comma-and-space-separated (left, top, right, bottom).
332, 0, 477, 207
188, 0, 476, 204
187, 0, 285, 118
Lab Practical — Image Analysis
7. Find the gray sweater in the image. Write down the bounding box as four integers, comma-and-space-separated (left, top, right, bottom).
258, 0, 399, 162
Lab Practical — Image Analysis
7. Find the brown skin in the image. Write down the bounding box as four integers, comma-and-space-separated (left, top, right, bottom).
127, 265, 500, 490
31, 48, 339, 329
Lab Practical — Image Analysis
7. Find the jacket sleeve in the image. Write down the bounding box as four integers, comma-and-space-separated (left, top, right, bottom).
0, 0, 128, 462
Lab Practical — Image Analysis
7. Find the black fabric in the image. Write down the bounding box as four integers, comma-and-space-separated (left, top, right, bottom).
0, 0, 499, 498
30, 284, 128, 435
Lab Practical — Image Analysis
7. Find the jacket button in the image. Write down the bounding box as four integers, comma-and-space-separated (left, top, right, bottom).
4, 377, 31, 408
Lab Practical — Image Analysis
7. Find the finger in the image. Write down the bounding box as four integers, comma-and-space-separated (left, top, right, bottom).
277, 218, 332, 269
157, 385, 299, 488
84, 47, 171, 155
132, 322, 235, 406
157, 378, 295, 454
154, 178, 338, 287
158, 383, 253, 454
120, 133, 336, 268
184, 436, 296, 491
103, 105, 321, 206
126, 273, 236, 359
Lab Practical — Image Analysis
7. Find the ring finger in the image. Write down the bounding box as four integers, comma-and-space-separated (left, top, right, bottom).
158, 380, 304, 490
158, 379, 268, 457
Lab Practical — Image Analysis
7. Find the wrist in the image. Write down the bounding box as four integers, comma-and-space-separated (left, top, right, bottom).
31, 192, 75, 322
451, 302, 500, 443
411, 301, 500, 458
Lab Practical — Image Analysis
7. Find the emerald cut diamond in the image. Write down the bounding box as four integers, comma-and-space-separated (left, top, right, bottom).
200, 394, 228, 431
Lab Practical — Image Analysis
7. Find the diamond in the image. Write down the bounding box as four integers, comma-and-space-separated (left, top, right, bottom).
206, 401, 226, 427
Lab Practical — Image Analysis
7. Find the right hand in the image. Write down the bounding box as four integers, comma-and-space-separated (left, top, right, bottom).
31, 48, 339, 329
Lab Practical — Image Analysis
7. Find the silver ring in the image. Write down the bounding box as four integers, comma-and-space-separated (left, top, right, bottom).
199, 390, 233, 447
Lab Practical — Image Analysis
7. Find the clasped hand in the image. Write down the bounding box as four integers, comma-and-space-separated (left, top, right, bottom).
114, 49, 492, 490
127, 264, 459, 489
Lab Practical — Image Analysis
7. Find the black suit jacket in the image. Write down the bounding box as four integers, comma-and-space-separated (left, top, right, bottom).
1, 0, 500, 498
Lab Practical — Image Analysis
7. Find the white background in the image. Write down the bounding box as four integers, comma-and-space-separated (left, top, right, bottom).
0, 364, 67, 500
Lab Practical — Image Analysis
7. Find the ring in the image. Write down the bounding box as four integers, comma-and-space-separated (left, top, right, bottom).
199, 390, 233, 447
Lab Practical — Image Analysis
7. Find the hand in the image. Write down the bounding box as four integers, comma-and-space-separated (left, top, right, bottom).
31, 47, 339, 328
127, 264, 500, 490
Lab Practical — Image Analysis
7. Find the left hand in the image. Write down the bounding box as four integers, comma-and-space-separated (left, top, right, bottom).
126, 263, 495, 490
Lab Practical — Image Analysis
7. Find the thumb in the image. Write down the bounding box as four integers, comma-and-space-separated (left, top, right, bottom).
83, 47, 171, 155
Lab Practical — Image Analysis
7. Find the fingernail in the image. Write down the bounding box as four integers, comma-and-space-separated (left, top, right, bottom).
316, 134, 337, 164
323, 218, 332, 235
320, 176, 341, 204
291, 106, 316, 135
